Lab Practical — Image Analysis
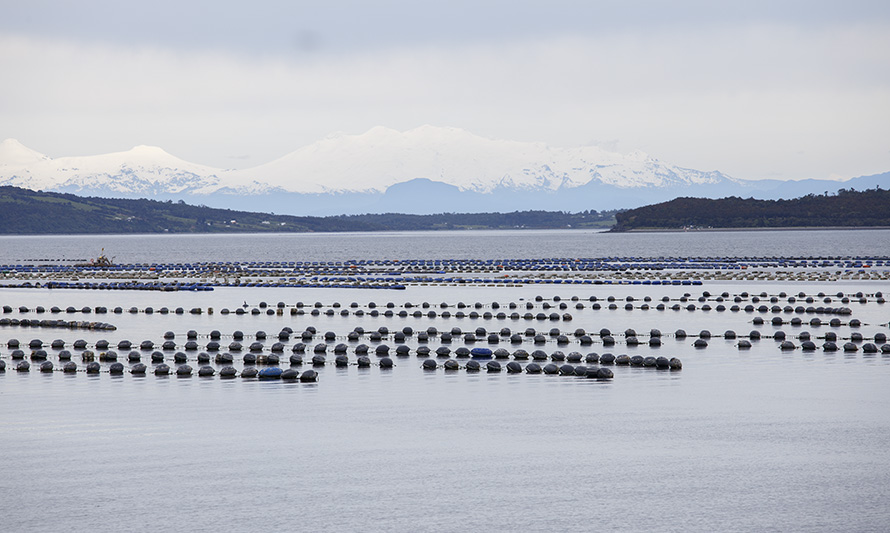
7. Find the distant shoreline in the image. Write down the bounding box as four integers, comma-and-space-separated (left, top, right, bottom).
617, 226, 890, 233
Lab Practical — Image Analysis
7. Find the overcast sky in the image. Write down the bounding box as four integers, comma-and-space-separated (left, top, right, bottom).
1, 0, 888, 181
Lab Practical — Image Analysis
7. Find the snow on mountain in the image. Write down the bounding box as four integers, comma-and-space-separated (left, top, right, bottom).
214, 126, 735, 194
0, 142, 223, 194
0, 128, 737, 200
0, 139, 51, 167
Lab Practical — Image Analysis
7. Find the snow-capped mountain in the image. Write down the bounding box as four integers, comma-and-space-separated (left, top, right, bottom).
0, 142, 223, 195
212, 125, 734, 194
0, 139, 51, 168
0, 126, 875, 215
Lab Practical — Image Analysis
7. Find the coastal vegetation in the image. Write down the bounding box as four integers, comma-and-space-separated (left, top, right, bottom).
0, 186, 616, 234
611, 188, 889, 231
3, 185, 887, 235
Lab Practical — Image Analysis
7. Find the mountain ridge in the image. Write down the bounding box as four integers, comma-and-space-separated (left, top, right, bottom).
0, 127, 883, 215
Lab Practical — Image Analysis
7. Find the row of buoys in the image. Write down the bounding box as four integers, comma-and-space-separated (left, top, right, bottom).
7, 268, 887, 289
0, 318, 116, 330
753, 316, 859, 327
3, 305, 205, 316
774, 341, 889, 353
0, 359, 319, 380
0, 281, 214, 291
0, 303, 865, 325
4, 256, 888, 291
10, 324, 880, 354
2, 290, 881, 317
2, 345, 691, 366
419, 356, 680, 374
25, 321, 865, 342
5, 255, 884, 275
222, 307, 576, 320
7, 289, 881, 309
5, 255, 885, 270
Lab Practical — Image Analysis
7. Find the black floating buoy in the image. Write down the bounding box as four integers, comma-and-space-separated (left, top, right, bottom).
219, 366, 237, 379
465, 360, 481, 372
109, 362, 124, 375
542, 363, 558, 375
63, 361, 76, 373
176, 364, 193, 376
379, 357, 394, 368
512, 349, 529, 360
299, 369, 318, 382
444, 359, 460, 371
558, 364, 575, 376
506, 361, 522, 373
525, 362, 542, 374
422, 359, 437, 370
588, 367, 613, 379
131, 363, 147, 375
241, 367, 258, 378
154, 363, 171, 375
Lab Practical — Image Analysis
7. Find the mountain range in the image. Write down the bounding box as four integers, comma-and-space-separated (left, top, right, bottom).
0, 126, 885, 215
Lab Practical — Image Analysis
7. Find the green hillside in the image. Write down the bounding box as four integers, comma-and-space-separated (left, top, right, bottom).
611, 188, 890, 231
0, 186, 617, 234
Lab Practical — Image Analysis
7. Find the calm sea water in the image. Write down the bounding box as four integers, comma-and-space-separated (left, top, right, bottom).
2, 227, 889, 263
2, 229, 889, 532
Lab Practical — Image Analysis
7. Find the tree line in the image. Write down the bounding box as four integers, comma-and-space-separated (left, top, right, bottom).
0, 186, 618, 234
611, 188, 890, 231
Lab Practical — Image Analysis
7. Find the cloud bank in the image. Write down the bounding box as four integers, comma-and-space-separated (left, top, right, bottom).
1, 1, 888, 181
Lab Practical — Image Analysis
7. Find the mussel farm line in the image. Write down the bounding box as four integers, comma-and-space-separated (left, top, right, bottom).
1, 286, 884, 320
2, 255, 889, 291
3, 253, 888, 384
4, 285, 889, 383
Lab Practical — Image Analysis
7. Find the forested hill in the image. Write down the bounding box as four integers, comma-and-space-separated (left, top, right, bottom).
611, 188, 890, 231
0, 185, 616, 234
